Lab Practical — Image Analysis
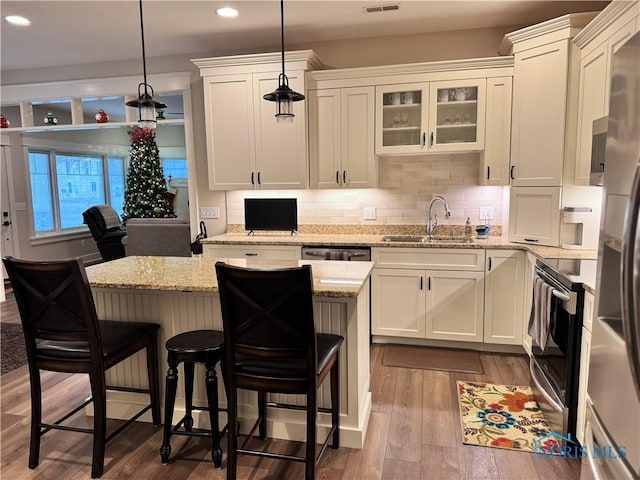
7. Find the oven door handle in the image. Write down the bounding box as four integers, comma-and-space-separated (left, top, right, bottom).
551, 289, 571, 302
529, 357, 564, 412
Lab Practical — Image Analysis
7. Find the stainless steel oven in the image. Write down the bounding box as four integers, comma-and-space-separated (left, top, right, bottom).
530, 258, 590, 442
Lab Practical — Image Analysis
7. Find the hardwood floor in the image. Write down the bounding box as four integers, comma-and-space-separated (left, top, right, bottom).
1, 294, 580, 479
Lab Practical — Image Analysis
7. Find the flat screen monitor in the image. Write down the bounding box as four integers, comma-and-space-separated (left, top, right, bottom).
244, 198, 298, 233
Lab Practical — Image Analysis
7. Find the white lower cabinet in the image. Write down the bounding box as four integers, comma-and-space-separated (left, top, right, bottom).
577, 291, 595, 445
371, 248, 485, 343
203, 244, 301, 260
484, 250, 525, 345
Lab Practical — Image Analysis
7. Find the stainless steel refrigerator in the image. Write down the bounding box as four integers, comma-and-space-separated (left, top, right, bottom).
583, 31, 640, 479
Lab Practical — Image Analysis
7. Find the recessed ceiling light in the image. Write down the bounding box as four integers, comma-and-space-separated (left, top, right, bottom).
4, 15, 31, 26
216, 7, 238, 18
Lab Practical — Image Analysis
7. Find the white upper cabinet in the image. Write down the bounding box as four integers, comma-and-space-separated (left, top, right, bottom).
428, 79, 486, 153
374, 79, 486, 155
481, 77, 513, 186
308, 86, 376, 189
509, 186, 562, 246
573, 1, 640, 185
510, 40, 569, 187
375, 83, 429, 155
193, 51, 321, 191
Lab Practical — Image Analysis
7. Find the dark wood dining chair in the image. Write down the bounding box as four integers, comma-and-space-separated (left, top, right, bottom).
2, 256, 161, 478
215, 261, 344, 480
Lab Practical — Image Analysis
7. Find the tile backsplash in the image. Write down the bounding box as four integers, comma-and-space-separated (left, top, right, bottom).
226, 153, 508, 230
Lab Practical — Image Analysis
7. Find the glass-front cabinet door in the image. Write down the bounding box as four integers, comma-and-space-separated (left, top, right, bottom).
428, 80, 486, 152
375, 83, 429, 155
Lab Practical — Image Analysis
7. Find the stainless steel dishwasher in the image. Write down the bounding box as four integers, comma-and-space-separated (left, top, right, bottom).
301, 246, 371, 261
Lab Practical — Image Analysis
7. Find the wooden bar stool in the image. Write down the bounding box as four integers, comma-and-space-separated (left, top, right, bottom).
159, 330, 226, 468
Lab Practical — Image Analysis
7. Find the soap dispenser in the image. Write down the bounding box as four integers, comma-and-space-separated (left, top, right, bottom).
465, 217, 473, 241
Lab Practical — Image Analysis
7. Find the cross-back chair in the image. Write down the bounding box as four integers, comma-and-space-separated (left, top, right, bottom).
215, 261, 343, 480
2, 256, 161, 478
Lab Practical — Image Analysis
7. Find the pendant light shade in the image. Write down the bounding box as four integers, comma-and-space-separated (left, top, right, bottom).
263, 0, 304, 122
126, 0, 166, 128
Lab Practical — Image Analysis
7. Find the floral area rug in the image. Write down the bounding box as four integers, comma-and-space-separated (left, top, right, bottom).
457, 381, 559, 453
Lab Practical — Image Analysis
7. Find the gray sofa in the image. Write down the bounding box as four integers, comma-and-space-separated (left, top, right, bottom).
122, 218, 191, 257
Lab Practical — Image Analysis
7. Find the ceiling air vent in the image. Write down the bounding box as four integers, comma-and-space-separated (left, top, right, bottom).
364, 4, 400, 14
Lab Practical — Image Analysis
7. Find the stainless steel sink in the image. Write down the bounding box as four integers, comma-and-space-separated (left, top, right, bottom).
381, 235, 471, 244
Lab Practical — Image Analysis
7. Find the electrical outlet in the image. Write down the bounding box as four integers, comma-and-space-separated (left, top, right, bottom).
363, 207, 377, 220
479, 207, 494, 221
200, 207, 220, 219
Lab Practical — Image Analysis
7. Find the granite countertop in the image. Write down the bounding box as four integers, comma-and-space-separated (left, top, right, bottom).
85, 256, 374, 298
202, 232, 598, 260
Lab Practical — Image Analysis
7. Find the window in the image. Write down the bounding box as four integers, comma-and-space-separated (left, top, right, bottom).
162, 157, 188, 180
28, 149, 126, 234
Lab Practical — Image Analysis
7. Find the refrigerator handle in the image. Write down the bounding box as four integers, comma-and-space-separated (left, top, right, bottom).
622, 163, 640, 399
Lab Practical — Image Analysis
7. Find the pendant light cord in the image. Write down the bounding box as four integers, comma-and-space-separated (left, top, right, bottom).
280, 0, 285, 78
138, 0, 149, 96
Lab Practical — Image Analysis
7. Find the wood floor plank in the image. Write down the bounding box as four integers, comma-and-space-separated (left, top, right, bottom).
381, 458, 421, 479
421, 445, 461, 480
386, 367, 423, 462
370, 361, 399, 414
456, 443, 500, 480
492, 447, 539, 479
341, 411, 390, 480
422, 369, 458, 447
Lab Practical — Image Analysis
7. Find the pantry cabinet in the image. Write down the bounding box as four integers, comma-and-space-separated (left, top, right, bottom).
573, 1, 639, 185
374, 79, 486, 155
371, 248, 485, 343
484, 250, 525, 345
193, 51, 321, 191
308, 86, 376, 189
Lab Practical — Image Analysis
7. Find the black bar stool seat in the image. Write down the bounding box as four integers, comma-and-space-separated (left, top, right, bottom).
160, 329, 226, 468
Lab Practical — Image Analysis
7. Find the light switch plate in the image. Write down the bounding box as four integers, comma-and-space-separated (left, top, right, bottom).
200, 207, 220, 219
363, 207, 377, 220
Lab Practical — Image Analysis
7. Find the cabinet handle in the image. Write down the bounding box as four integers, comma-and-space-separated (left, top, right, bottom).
336, 170, 340, 184
343, 170, 347, 184
251, 172, 255, 185
487, 166, 491, 180
428, 277, 432, 290
257, 171, 261, 184
524, 238, 539, 243
421, 132, 426, 147
420, 277, 423, 290
510, 165, 515, 180
245, 253, 258, 256
488, 257, 492, 271
430, 132, 434, 146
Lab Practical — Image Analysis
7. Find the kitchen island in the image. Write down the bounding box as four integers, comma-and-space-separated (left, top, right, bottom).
85, 256, 374, 449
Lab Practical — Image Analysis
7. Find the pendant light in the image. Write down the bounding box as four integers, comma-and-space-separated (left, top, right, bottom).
126, 0, 166, 129
263, 0, 304, 122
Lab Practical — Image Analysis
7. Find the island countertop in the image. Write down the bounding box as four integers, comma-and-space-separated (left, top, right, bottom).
85, 255, 374, 298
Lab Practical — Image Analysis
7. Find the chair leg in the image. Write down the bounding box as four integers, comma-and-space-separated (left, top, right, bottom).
305, 391, 317, 480
160, 360, 179, 464
258, 391, 267, 440
146, 332, 161, 426
331, 356, 340, 448
183, 362, 195, 431
89, 371, 108, 478
205, 363, 222, 468
226, 386, 238, 480
27, 366, 42, 470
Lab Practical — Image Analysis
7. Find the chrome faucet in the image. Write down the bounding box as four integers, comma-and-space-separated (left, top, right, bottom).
427, 195, 451, 237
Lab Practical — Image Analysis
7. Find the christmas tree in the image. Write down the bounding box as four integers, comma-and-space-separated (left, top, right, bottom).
123, 127, 174, 220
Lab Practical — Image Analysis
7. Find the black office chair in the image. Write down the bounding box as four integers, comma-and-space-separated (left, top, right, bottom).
82, 205, 126, 261
215, 261, 343, 480
2, 256, 161, 478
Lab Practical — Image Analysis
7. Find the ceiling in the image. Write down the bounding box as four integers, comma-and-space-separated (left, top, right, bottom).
1, 0, 610, 72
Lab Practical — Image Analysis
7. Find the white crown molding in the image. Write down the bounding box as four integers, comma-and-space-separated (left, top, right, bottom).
498, 12, 600, 55
0, 72, 191, 105
191, 50, 323, 72
573, 0, 639, 48
307, 56, 514, 82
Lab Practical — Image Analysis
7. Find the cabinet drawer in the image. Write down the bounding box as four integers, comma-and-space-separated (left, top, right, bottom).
371, 247, 484, 270
203, 244, 301, 260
